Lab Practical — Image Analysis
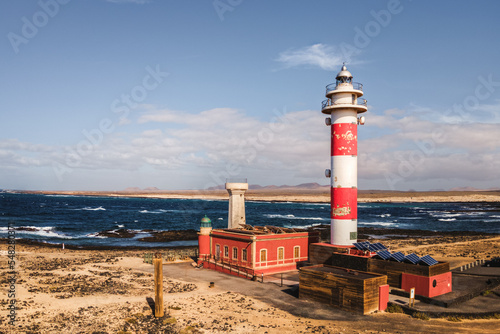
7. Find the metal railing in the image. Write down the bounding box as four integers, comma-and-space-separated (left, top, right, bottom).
202, 254, 264, 280
321, 98, 367, 110
326, 82, 363, 94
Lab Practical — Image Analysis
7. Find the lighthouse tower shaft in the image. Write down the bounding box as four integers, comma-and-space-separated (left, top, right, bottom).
322, 65, 367, 246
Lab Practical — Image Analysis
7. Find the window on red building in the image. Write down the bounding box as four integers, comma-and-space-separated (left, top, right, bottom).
232, 247, 238, 260
242, 249, 247, 261
260, 249, 267, 262
278, 247, 284, 261
224, 246, 229, 258
294, 246, 300, 259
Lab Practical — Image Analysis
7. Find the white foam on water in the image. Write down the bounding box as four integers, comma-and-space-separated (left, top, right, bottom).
74, 206, 106, 211
86, 232, 107, 239
438, 218, 456, 222
10, 226, 76, 239
360, 222, 397, 227
283, 223, 322, 229
139, 210, 162, 214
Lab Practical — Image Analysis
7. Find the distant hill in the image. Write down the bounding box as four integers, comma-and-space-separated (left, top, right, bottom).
449, 186, 500, 192
123, 187, 161, 192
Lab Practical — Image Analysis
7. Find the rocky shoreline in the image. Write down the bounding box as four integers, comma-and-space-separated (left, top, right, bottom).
4, 226, 499, 251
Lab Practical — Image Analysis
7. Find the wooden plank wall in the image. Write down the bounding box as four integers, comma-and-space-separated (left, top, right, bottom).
308, 244, 334, 265
299, 265, 387, 315
330, 253, 369, 272
368, 259, 449, 288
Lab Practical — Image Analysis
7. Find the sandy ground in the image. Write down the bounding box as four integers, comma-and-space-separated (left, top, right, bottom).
15, 189, 500, 203
1, 234, 499, 333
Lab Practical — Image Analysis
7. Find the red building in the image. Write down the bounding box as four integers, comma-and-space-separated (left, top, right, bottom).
198, 221, 319, 278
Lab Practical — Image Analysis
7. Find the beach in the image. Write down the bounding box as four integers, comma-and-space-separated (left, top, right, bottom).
2, 230, 499, 333
17, 189, 500, 203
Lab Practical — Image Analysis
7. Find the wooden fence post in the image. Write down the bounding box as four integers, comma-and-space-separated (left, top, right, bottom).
154, 252, 164, 318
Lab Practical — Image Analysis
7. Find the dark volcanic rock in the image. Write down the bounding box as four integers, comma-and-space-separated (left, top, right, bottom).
95, 229, 138, 238
138, 229, 198, 242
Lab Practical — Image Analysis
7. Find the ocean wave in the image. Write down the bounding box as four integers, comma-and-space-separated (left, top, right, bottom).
430, 212, 461, 218
139, 209, 163, 214
44, 194, 73, 198
360, 222, 397, 227
378, 214, 391, 218
116, 224, 125, 228
490, 215, 500, 218
86, 232, 107, 239
283, 223, 323, 229
264, 214, 327, 221
74, 206, 106, 211
438, 218, 456, 222
398, 217, 423, 220
2, 226, 76, 239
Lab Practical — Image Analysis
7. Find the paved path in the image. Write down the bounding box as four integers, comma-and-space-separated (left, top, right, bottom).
142, 262, 362, 321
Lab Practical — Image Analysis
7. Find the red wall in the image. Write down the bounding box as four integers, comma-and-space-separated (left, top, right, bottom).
378, 284, 389, 311
401, 272, 452, 298
210, 232, 253, 269
254, 234, 310, 274
207, 231, 312, 276
198, 234, 210, 259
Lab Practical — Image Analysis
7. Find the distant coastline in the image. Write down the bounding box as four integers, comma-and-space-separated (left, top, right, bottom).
9, 189, 500, 203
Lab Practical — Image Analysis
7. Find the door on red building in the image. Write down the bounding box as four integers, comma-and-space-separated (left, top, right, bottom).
216, 244, 220, 261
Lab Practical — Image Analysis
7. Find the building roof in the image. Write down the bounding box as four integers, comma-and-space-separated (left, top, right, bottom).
213, 224, 308, 235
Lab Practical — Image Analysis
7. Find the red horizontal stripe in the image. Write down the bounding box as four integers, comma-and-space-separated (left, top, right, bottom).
331, 187, 357, 219
331, 123, 357, 156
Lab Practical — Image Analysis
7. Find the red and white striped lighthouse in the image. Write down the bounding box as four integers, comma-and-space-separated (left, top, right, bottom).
322, 64, 367, 246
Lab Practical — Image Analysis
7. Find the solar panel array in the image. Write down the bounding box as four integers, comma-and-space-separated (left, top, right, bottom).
419, 255, 439, 266
390, 252, 405, 262
353, 241, 371, 251
368, 243, 387, 252
351, 242, 438, 266
404, 253, 420, 264
375, 250, 391, 260
353, 242, 387, 252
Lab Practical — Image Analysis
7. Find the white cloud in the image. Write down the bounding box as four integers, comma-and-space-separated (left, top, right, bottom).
2, 101, 500, 190
275, 44, 346, 71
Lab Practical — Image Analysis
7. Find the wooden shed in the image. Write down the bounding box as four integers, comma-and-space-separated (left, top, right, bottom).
299, 264, 388, 315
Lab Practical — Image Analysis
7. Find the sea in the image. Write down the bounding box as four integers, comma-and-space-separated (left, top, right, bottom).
1, 192, 499, 247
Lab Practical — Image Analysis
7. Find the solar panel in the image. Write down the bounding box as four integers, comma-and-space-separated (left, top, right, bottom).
368, 244, 379, 252
419, 255, 439, 266
405, 253, 420, 264
353, 242, 370, 251
375, 250, 391, 260
372, 242, 387, 250
390, 252, 405, 262
353, 242, 364, 251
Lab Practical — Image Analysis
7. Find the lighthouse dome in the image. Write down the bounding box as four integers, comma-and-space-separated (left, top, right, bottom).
200, 215, 212, 227
336, 64, 353, 81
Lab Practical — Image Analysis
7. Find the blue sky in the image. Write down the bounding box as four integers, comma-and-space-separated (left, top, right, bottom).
1, 0, 500, 191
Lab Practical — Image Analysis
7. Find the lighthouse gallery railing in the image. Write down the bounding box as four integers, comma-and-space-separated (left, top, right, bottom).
321, 98, 367, 110
326, 82, 363, 94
